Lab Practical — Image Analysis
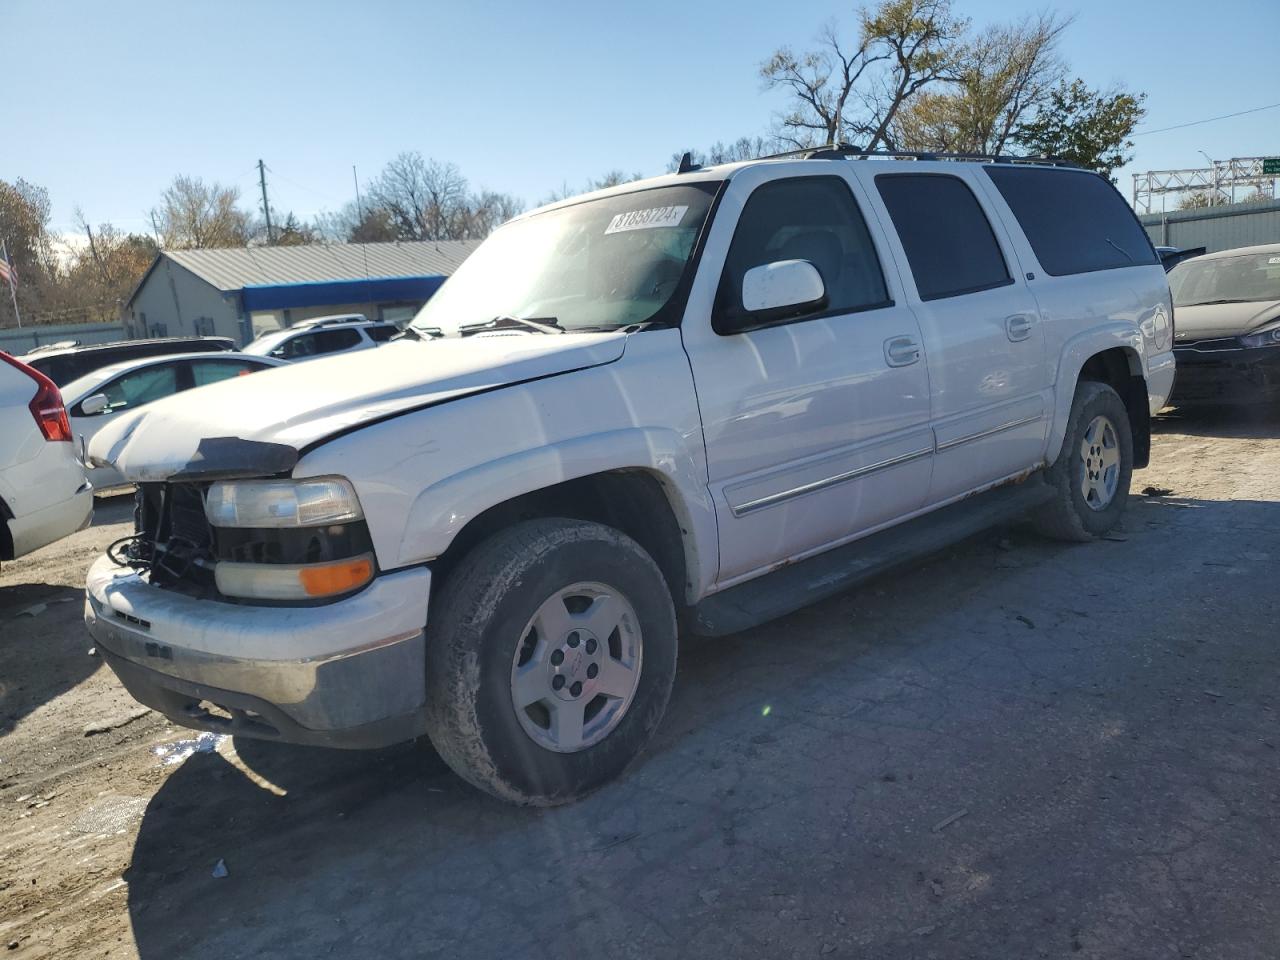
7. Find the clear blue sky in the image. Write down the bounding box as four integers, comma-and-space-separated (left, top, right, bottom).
3, 0, 1278, 237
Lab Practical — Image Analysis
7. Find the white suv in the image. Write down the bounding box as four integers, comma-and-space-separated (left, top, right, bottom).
83, 151, 1175, 804
242, 315, 400, 362
1, 353, 93, 560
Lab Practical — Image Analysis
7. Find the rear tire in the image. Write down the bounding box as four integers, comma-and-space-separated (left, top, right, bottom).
1032, 380, 1134, 542
424, 518, 677, 805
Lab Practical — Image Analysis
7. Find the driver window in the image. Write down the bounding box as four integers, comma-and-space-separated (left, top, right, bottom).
716, 176, 890, 326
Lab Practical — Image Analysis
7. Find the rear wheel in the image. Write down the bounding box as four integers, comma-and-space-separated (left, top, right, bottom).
1032, 380, 1134, 541
425, 518, 677, 805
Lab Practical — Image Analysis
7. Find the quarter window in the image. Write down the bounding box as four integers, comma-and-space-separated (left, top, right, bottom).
985, 166, 1158, 276
716, 176, 890, 329
875, 174, 1012, 301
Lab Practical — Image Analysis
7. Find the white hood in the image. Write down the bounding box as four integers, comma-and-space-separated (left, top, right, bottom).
89, 333, 627, 482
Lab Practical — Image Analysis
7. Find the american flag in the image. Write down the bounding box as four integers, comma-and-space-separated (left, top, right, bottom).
0, 250, 15, 289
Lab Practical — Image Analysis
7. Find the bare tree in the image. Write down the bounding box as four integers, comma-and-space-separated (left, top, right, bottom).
361, 152, 522, 241
762, 0, 967, 150
894, 13, 1070, 154
151, 176, 251, 249
667, 137, 781, 171
541, 170, 646, 204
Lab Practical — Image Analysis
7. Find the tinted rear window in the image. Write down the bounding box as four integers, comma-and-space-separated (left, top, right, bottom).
985, 167, 1158, 276
365, 325, 398, 342
875, 174, 1012, 301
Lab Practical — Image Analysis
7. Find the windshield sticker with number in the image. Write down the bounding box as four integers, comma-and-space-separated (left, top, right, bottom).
604, 205, 689, 234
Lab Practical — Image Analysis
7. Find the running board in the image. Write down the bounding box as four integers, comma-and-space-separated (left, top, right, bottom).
690, 476, 1054, 637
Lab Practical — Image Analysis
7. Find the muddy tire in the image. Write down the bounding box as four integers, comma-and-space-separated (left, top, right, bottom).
424, 518, 677, 805
1032, 380, 1134, 542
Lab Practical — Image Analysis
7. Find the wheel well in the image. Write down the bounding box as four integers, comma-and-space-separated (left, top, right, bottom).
0, 495, 13, 561
1078, 347, 1150, 469
431, 470, 690, 608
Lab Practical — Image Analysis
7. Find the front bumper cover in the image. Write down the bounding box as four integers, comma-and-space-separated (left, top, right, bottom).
84, 556, 431, 748
1170, 345, 1280, 405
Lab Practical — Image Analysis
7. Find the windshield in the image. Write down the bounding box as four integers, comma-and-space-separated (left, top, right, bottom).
1170, 252, 1280, 306
411, 181, 721, 336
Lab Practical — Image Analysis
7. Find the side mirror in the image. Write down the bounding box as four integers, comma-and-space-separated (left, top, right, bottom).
723, 260, 827, 333
80, 393, 110, 416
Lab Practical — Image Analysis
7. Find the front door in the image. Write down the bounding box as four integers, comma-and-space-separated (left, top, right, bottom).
680, 168, 934, 587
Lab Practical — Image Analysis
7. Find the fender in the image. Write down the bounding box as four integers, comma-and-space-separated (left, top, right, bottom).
1045, 323, 1145, 466
396, 427, 719, 602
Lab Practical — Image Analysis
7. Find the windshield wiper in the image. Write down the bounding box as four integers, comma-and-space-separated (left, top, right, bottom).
459, 315, 563, 336
1182, 298, 1258, 306
395, 325, 444, 341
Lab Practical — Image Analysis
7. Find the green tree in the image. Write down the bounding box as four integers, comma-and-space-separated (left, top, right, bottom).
893, 13, 1070, 154
1012, 79, 1146, 180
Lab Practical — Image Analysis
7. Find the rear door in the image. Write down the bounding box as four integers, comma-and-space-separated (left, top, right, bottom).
856, 165, 1049, 504
680, 165, 934, 586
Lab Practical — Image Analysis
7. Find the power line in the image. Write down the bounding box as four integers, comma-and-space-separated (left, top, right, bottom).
1132, 101, 1280, 137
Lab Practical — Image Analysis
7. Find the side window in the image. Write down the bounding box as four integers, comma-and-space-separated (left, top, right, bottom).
98, 364, 179, 413
875, 174, 1012, 301
716, 176, 890, 329
985, 166, 1159, 276
276, 333, 318, 359
314, 328, 363, 354
365, 325, 397, 342
191, 359, 263, 387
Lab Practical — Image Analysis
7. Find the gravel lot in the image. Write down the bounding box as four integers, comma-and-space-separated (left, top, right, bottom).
2, 406, 1278, 960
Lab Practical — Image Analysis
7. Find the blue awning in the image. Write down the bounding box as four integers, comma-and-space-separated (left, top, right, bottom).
238, 275, 446, 312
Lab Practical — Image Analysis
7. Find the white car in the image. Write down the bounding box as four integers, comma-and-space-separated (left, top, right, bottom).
62, 352, 285, 489
84, 150, 1175, 804
242, 316, 400, 362
0, 353, 93, 560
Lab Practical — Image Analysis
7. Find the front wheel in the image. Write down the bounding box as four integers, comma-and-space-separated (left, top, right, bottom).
424, 518, 677, 805
1032, 380, 1134, 542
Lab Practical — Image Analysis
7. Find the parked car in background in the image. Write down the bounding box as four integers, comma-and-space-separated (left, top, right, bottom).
242, 315, 400, 362
84, 152, 1173, 804
0, 352, 92, 560
1167, 243, 1280, 405
63, 352, 286, 489
1155, 245, 1206, 273
21, 336, 235, 386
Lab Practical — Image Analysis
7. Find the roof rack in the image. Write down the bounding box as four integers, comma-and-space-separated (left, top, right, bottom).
754, 142, 1079, 168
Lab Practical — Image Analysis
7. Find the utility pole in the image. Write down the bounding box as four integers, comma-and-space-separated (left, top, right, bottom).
258, 159, 274, 244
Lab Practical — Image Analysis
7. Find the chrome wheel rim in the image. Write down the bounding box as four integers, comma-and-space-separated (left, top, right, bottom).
509, 581, 642, 753
1079, 414, 1121, 511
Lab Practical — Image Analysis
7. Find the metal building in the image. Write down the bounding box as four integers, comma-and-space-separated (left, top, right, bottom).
124, 240, 479, 345
1138, 198, 1280, 254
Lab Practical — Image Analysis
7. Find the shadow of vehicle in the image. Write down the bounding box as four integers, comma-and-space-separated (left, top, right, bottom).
0, 584, 98, 737
123, 496, 1280, 959
1155, 402, 1280, 439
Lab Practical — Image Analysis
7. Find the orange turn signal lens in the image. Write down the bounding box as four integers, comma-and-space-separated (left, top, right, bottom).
298, 556, 375, 597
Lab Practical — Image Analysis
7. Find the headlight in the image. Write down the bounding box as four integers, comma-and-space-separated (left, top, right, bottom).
1239, 325, 1280, 349
205, 477, 363, 528
204, 477, 374, 601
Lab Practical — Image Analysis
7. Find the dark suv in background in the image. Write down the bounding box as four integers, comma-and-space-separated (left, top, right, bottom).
21, 337, 234, 386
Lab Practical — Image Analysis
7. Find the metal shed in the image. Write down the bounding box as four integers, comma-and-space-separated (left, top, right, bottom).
124, 240, 479, 345
1139, 198, 1280, 254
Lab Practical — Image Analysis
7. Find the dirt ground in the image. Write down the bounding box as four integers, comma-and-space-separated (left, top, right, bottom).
2, 406, 1278, 959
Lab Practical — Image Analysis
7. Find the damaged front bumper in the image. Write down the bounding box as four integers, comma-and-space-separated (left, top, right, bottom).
84, 556, 432, 749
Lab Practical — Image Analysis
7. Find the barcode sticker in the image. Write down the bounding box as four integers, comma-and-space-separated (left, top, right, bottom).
605, 205, 688, 234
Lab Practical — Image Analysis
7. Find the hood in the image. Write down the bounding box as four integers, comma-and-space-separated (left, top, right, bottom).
1174, 299, 1280, 340
90, 332, 627, 482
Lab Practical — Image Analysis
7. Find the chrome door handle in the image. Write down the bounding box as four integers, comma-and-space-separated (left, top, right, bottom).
1005, 314, 1034, 342
883, 335, 921, 367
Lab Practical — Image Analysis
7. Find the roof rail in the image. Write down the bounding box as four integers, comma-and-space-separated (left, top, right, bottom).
755, 142, 1079, 168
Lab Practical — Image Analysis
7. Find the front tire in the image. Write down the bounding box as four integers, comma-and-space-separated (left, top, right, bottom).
424, 518, 678, 805
1032, 380, 1134, 542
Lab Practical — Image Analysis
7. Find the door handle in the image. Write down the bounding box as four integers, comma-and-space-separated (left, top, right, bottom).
883, 335, 921, 367
1005, 314, 1034, 342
